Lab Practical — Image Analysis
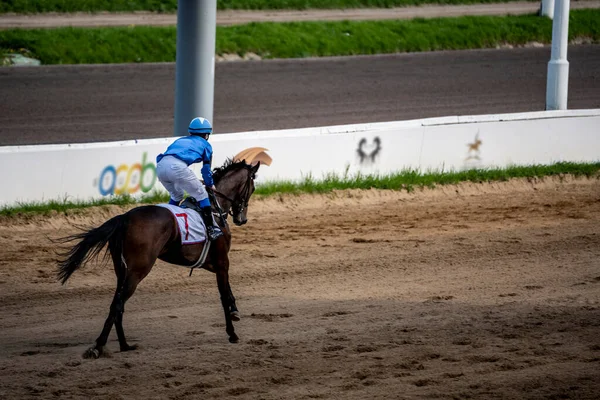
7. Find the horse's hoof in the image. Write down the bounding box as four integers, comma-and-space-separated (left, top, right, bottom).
230, 311, 241, 322
229, 335, 239, 344
82, 347, 101, 359
120, 344, 138, 352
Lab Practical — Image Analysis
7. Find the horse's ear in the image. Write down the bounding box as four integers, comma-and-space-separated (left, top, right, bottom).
251, 161, 260, 173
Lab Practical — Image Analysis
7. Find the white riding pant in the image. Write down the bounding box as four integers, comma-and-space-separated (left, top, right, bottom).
156, 156, 208, 203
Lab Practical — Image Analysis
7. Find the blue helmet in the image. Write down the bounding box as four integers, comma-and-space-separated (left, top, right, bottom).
188, 117, 212, 136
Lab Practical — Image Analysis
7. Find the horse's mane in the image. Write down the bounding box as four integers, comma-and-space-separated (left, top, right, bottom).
212, 158, 251, 184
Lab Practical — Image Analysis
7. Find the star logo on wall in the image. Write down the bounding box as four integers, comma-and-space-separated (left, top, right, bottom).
466, 133, 482, 161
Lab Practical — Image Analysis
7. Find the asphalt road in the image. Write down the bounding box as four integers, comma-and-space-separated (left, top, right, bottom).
1, 45, 599, 146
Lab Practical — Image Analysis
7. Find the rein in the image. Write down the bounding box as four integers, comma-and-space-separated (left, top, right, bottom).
212, 167, 254, 219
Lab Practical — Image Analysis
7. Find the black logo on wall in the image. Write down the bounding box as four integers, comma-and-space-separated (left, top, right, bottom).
357, 137, 382, 165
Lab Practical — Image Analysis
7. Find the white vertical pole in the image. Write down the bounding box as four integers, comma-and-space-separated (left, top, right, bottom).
546, 0, 570, 110
174, 0, 217, 137
540, 0, 555, 19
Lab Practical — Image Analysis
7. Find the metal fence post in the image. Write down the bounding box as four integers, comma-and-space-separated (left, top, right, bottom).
174, 0, 217, 136
546, 0, 570, 110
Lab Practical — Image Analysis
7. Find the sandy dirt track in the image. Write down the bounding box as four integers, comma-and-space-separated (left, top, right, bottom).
0, 177, 599, 399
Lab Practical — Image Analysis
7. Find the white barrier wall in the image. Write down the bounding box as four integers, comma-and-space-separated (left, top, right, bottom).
0, 109, 599, 207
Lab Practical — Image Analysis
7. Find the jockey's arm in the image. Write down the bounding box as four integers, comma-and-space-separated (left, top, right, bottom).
200, 159, 214, 188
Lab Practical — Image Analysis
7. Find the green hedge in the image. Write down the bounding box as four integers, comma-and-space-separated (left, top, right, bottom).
1, 10, 599, 65
1, 0, 538, 14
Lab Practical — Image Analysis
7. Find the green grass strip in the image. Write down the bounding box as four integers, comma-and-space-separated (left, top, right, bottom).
254, 162, 600, 195
1, 1, 538, 14
1, 162, 598, 217
2, 10, 599, 65
0, 191, 167, 217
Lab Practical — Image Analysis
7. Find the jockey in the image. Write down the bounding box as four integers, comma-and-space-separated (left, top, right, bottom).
156, 117, 223, 241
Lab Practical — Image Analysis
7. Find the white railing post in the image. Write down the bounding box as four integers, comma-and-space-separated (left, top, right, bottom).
174, 0, 217, 136
546, 0, 570, 110
540, 0, 555, 19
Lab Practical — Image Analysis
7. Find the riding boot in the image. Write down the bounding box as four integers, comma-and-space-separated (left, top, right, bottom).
200, 206, 223, 241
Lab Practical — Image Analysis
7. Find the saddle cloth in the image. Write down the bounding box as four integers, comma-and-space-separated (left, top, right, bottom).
158, 204, 206, 245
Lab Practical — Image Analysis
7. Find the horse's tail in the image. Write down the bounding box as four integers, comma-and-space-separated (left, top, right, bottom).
57, 213, 129, 285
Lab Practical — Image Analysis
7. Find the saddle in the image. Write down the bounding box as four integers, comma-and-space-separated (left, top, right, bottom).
157, 204, 207, 244
178, 196, 224, 242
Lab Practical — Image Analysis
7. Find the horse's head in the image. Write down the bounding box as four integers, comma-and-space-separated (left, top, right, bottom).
213, 159, 261, 226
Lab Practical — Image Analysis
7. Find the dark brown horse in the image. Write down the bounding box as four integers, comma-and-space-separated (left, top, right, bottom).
57, 159, 260, 358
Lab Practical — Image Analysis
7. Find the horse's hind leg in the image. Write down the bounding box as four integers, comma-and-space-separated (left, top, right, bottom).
83, 287, 122, 359
83, 251, 147, 358
114, 277, 140, 352
113, 247, 158, 352
83, 273, 142, 358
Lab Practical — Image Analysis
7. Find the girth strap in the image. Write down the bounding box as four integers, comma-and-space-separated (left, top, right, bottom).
189, 241, 211, 277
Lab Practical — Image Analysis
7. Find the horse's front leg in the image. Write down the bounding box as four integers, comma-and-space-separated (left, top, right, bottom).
203, 264, 239, 322
216, 268, 239, 343
229, 284, 240, 322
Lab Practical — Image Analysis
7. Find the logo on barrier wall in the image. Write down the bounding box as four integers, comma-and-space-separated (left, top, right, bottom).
465, 133, 482, 162
95, 148, 270, 197
233, 147, 272, 166
357, 137, 381, 165
95, 152, 157, 196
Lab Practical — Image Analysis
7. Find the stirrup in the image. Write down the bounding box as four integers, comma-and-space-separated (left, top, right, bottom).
206, 225, 223, 241
179, 197, 199, 210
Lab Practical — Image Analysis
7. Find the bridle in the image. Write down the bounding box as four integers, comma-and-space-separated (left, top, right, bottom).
212, 166, 254, 220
